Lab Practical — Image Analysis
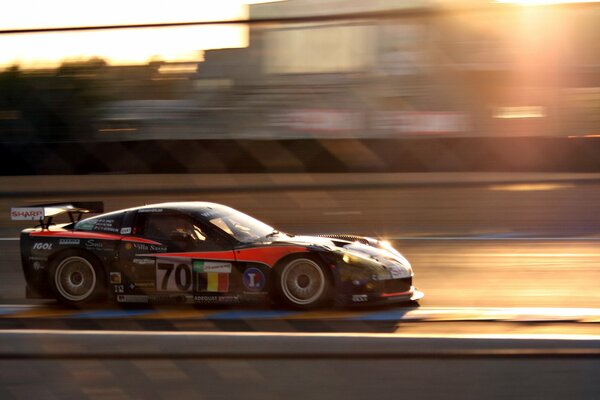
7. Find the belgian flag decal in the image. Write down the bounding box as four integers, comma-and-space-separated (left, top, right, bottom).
193, 260, 231, 292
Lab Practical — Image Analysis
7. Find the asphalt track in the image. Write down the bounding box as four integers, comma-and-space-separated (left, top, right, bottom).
0, 330, 598, 400
0, 174, 598, 399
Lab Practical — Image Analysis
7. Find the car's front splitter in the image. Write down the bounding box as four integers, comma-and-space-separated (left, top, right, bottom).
344, 286, 424, 306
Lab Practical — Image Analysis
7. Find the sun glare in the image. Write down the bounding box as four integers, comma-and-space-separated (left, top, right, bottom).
496, 0, 599, 4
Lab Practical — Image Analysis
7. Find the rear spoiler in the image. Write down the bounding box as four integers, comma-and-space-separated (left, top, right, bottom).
10, 202, 104, 229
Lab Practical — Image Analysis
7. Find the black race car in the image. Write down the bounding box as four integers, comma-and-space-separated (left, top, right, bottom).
11, 202, 423, 308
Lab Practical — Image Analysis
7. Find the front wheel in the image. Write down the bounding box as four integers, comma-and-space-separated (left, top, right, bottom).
276, 257, 331, 309
49, 251, 106, 306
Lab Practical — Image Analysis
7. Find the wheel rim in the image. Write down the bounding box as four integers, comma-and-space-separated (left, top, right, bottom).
281, 259, 326, 305
55, 256, 96, 302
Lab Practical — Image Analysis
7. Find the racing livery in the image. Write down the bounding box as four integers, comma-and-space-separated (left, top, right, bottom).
12, 202, 423, 308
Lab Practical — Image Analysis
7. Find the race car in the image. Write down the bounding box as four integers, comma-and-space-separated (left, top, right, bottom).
11, 201, 423, 308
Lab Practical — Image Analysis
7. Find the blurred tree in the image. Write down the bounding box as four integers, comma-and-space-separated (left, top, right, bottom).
0, 59, 108, 142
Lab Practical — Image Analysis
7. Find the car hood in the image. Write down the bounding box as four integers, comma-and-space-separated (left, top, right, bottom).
268, 234, 412, 273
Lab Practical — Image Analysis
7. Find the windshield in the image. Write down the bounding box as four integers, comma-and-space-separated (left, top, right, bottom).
200, 209, 274, 243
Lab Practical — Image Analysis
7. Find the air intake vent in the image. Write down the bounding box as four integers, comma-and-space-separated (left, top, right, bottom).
316, 234, 369, 245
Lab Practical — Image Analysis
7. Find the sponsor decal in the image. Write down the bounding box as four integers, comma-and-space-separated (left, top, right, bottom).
138, 208, 163, 213
32, 242, 53, 251
120, 227, 132, 235
59, 239, 80, 245
133, 258, 155, 265
92, 218, 119, 233
193, 295, 240, 304
125, 242, 133, 250
116, 294, 149, 303
29, 256, 48, 261
352, 294, 368, 303
11, 207, 44, 220
114, 285, 125, 293
83, 239, 114, 252
32, 261, 45, 271
85, 239, 103, 250
150, 245, 167, 252
135, 282, 155, 289
148, 295, 188, 304
194, 260, 230, 292
192, 261, 232, 274
243, 267, 265, 291
131, 243, 167, 252
110, 272, 122, 284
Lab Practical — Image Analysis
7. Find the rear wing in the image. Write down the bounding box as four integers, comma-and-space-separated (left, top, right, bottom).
10, 202, 104, 230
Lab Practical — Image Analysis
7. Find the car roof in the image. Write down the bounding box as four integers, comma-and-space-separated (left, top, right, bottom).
80, 202, 232, 222
134, 202, 229, 213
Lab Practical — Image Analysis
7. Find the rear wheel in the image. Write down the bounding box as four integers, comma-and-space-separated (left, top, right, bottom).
49, 251, 106, 306
276, 257, 331, 309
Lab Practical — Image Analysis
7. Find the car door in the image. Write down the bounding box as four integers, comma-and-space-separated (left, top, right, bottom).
117, 209, 236, 298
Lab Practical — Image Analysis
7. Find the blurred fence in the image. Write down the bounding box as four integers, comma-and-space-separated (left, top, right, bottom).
2, 137, 600, 175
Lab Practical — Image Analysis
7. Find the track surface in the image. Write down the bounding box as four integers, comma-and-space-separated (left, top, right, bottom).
1, 175, 599, 399
0, 330, 598, 400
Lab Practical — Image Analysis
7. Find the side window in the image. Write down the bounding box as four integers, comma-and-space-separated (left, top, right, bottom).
134, 211, 225, 250
75, 212, 123, 233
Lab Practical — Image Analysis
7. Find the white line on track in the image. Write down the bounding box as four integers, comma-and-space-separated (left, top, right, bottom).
0, 329, 597, 340
322, 211, 362, 215
388, 237, 600, 241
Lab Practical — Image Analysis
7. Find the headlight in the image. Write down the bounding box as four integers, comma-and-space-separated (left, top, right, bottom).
342, 252, 373, 265
342, 253, 361, 264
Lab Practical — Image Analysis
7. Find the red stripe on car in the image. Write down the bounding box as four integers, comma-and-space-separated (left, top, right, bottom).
30, 230, 161, 245
151, 251, 236, 260
380, 290, 413, 298
121, 237, 163, 245
235, 246, 308, 266
144, 246, 308, 267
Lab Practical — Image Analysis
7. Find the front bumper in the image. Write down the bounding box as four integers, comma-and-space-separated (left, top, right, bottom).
343, 285, 424, 305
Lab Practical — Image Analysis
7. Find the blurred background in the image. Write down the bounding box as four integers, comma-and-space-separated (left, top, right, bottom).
0, 0, 599, 175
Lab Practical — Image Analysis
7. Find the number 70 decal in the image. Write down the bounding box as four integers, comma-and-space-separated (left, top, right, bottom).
156, 258, 193, 292
155, 258, 231, 293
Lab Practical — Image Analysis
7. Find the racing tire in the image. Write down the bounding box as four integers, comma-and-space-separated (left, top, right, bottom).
275, 256, 332, 309
48, 250, 106, 306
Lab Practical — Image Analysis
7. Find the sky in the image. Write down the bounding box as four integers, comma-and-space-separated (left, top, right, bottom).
0, 0, 273, 69
1, 0, 595, 69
